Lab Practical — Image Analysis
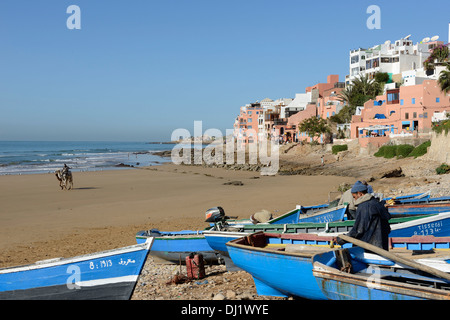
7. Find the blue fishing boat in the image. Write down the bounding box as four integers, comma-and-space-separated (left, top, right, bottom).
227, 232, 450, 300
388, 235, 450, 250
204, 211, 438, 270
135, 206, 304, 264
314, 192, 430, 211
389, 211, 450, 237
312, 235, 450, 300
387, 200, 450, 216
135, 204, 346, 265
0, 238, 153, 300
135, 229, 221, 264
204, 204, 346, 268
394, 195, 449, 204
384, 192, 430, 201
226, 232, 335, 299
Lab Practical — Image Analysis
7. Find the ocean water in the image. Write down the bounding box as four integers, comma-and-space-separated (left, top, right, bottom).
0, 141, 175, 175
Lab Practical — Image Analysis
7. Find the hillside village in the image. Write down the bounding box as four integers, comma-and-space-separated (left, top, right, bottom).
232, 26, 450, 152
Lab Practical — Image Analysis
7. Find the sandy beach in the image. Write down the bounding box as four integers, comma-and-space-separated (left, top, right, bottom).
2, 142, 449, 300
0, 162, 355, 269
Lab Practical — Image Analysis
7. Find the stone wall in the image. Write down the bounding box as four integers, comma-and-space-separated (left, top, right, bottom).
425, 131, 450, 164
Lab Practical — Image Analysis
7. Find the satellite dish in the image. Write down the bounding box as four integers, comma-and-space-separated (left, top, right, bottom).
431, 35, 440, 41
404, 34, 411, 40
385, 40, 391, 45
422, 37, 431, 43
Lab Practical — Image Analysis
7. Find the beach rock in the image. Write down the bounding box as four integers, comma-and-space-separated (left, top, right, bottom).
370, 167, 404, 180
115, 163, 134, 168
153, 150, 172, 157
226, 290, 236, 299
381, 167, 404, 178
213, 293, 225, 300
223, 181, 244, 186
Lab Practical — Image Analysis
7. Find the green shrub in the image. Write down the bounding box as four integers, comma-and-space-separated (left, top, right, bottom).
374, 145, 397, 158
408, 140, 431, 158
384, 146, 397, 158
375, 143, 429, 159
332, 144, 348, 154
396, 144, 415, 158
374, 145, 388, 157
436, 163, 450, 175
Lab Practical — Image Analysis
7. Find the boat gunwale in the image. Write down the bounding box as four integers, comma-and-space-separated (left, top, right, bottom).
390, 211, 450, 231
226, 232, 335, 259
312, 261, 450, 300
0, 238, 153, 274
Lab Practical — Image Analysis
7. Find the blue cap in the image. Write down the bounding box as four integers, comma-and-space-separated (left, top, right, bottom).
351, 180, 368, 193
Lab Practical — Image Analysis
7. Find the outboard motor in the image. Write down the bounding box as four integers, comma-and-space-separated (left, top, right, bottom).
205, 206, 225, 223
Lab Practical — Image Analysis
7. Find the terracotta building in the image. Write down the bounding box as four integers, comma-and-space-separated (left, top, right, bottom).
351, 79, 450, 147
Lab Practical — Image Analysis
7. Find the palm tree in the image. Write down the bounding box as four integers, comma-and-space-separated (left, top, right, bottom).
438, 63, 450, 95
332, 74, 383, 124
336, 86, 353, 106
351, 74, 382, 97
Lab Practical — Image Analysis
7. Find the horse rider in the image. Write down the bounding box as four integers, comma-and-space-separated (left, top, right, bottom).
62, 164, 71, 177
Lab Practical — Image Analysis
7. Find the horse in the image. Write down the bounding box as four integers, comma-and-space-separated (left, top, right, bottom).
55, 169, 73, 190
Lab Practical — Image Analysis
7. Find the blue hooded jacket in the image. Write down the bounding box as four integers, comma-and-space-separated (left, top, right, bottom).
341, 194, 391, 250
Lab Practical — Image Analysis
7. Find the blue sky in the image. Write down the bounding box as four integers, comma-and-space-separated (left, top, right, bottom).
1, 0, 449, 141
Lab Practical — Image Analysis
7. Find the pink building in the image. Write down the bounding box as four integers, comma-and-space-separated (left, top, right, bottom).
317, 86, 345, 119
306, 75, 340, 97
287, 104, 318, 143
351, 80, 450, 147
232, 74, 345, 144
233, 103, 263, 144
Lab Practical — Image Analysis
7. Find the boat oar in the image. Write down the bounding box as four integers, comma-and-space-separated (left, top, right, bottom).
338, 234, 450, 282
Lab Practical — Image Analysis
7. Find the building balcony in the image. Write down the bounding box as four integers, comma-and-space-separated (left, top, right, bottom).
273, 119, 287, 126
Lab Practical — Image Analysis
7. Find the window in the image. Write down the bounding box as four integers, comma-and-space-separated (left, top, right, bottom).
412, 98, 415, 104
248, 118, 252, 123
387, 89, 400, 104
413, 112, 417, 118
405, 113, 409, 119
437, 97, 440, 103
400, 99, 404, 105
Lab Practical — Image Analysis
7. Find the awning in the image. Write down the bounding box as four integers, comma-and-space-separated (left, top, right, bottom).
359, 125, 397, 130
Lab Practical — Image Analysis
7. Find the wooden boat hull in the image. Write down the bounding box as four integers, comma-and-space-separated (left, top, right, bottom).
204, 204, 346, 269
204, 214, 437, 262
135, 205, 343, 265
135, 230, 220, 264
388, 202, 450, 216
313, 262, 450, 300
390, 211, 450, 237
0, 239, 153, 300
312, 242, 450, 300
226, 233, 335, 299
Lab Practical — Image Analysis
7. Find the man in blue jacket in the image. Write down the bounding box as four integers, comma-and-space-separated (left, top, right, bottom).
336, 181, 391, 250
